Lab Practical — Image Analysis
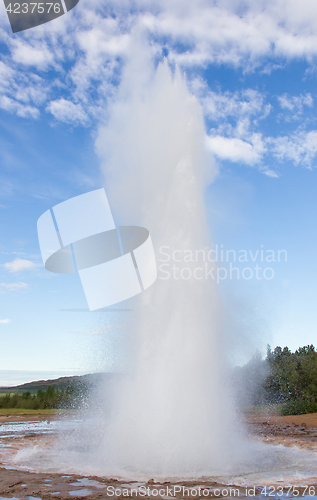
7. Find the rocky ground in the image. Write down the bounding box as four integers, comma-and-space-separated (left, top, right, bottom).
0, 468, 253, 500
245, 411, 317, 450
1, 411, 317, 499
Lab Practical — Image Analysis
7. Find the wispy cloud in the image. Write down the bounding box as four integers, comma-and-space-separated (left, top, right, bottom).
3, 258, 38, 273
197, 83, 317, 171
10, 39, 55, 69
46, 98, 89, 125
1, 0, 317, 123
0, 319, 11, 324
261, 168, 280, 178
191, 81, 268, 124
0, 95, 40, 119
278, 93, 313, 112
206, 134, 266, 166
269, 130, 317, 167
206, 128, 317, 170
1, 0, 317, 174
276, 93, 314, 123
0, 282, 28, 292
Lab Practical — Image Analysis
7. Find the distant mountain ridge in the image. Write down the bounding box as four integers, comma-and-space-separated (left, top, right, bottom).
0, 372, 115, 393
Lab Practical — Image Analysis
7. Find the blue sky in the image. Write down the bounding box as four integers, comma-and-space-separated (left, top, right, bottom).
1, 0, 317, 384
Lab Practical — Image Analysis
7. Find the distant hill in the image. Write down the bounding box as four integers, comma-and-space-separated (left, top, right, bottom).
0, 372, 117, 394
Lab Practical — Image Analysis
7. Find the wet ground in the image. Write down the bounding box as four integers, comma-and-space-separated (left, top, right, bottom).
0, 468, 257, 500
1, 411, 317, 499
246, 412, 317, 451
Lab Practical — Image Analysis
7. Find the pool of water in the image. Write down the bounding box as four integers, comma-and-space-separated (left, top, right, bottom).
1, 418, 317, 487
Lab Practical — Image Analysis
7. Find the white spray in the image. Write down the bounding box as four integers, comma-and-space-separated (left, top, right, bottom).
10, 41, 317, 484
94, 44, 244, 477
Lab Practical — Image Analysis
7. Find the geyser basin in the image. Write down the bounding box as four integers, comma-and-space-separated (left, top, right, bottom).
7, 43, 314, 487
90, 54, 241, 477
2, 417, 317, 487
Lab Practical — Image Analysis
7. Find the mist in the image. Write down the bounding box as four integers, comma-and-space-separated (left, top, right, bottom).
92, 41, 245, 476
10, 37, 302, 484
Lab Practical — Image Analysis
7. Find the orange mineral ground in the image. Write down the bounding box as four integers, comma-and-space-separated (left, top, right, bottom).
1, 410, 317, 498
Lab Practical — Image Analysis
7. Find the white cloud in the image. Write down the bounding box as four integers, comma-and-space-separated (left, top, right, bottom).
0, 282, 28, 292
14, 79, 48, 106
10, 39, 54, 69
140, 0, 317, 67
3, 258, 37, 273
269, 130, 317, 167
2, 0, 317, 123
193, 82, 317, 170
262, 168, 280, 178
0, 61, 14, 91
76, 26, 130, 59
0, 60, 48, 120
206, 127, 317, 170
278, 93, 313, 111
0, 95, 40, 119
0, 319, 10, 324
1, 0, 317, 175
206, 134, 266, 165
189, 83, 272, 167
191, 82, 267, 124
46, 98, 89, 125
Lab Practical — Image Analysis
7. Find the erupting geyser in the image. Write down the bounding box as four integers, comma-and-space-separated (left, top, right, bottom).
90, 47, 244, 477
13, 43, 251, 481
11, 41, 317, 487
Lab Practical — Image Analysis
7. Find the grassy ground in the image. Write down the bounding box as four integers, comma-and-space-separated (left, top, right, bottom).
244, 403, 284, 414
0, 408, 62, 416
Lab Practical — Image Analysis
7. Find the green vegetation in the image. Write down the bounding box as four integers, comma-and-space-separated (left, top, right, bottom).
3, 350, 317, 416
0, 373, 97, 394
0, 373, 115, 410
266, 344, 317, 415
234, 344, 317, 415
0, 384, 85, 410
